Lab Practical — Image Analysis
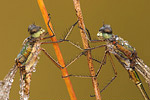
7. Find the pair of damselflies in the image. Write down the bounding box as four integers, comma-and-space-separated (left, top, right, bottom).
0, 16, 150, 100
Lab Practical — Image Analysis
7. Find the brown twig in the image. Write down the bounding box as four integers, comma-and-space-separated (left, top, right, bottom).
72, 0, 101, 100
37, 0, 77, 100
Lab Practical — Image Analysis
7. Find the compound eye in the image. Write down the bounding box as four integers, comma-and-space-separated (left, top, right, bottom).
28, 24, 41, 35
104, 28, 112, 34
30, 28, 38, 34
99, 24, 112, 34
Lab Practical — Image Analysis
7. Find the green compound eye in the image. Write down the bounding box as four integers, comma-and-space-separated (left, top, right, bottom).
103, 33, 112, 39
31, 28, 45, 38
97, 32, 112, 39
28, 24, 45, 38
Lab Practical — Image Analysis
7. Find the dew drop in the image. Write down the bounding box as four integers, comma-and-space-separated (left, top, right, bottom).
19, 90, 23, 95
145, 65, 148, 68
116, 37, 119, 40
10, 79, 14, 83
33, 68, 36, 72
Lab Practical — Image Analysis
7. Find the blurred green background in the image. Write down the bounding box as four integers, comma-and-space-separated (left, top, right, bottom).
0, 0, 150, 100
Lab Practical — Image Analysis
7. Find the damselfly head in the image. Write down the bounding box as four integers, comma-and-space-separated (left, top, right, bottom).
28, 24, 45, 38
97, 24, 112, 39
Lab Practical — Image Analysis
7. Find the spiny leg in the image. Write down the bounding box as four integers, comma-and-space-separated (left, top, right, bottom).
90, 51, 117, 97
36, 14, 55, 41
61, 41, 107, 78
40, 48, 63, 69
43, 19, 106, 49
41, 47, 88, 69
79, 26, 105, 43
41, 13, 59, 40
90, 57, 102, 64
41, 20, 79, 44
62, 44, 107, 78
64, 20, 79, 40
64, 50, 88, 68
62, 47, 117, 94
62, 39, 106, 52
42, 35, 55, 40
47, 13, 55, 37
95, 51, 108, 77
46, 14, 78, 40
41, 43, 99, 78
39, 14, 55, 41
107, 52, 117, 76
62, 53, 96, 78
100, 52, 117, 93
62, 54, 106, 78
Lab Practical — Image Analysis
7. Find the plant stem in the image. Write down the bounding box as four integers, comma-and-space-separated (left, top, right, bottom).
72, 0, 101, 100
37, 0, 77, 100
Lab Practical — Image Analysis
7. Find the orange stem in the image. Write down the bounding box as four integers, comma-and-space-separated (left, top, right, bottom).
37, 0, 77, 100
72, 0, 101, 100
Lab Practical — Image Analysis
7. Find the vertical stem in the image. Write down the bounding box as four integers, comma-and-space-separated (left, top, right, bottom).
37, 0, 77, 100
72, 0, 101, 100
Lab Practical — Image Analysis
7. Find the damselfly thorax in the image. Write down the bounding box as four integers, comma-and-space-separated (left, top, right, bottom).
105, 35, 138, 69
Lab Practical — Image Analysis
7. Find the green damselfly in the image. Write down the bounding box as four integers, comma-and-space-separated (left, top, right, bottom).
0, 22, 56, 100
61, 24, 150, 100
84, 24, 150, 100
0, 19, 80, 100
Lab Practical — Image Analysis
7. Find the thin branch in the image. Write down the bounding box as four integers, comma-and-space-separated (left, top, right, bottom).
37, 0, 77, 100
72, 0, 101, 100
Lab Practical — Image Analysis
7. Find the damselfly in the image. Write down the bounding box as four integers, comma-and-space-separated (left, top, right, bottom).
0, 19, 81, 100
87, 24, 150, 100
62, 24, 150, 100
0, 22, 55, 100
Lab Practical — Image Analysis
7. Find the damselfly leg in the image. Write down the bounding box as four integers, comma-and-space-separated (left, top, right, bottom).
40, 47, 87, 69
63, 43, 117, 93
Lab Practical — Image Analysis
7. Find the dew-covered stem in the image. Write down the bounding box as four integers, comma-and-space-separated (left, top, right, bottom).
72, 0, 101, 100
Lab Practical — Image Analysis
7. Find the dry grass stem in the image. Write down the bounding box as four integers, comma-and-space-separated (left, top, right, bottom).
72, 0, 101, 100
37, 0, 77, 100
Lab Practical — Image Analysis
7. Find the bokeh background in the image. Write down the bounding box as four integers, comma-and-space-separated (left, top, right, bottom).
0, 0, 150, 100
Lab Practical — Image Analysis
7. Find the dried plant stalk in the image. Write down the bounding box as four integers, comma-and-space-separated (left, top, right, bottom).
72, 0, 101, 100
37, 0, 77, 100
